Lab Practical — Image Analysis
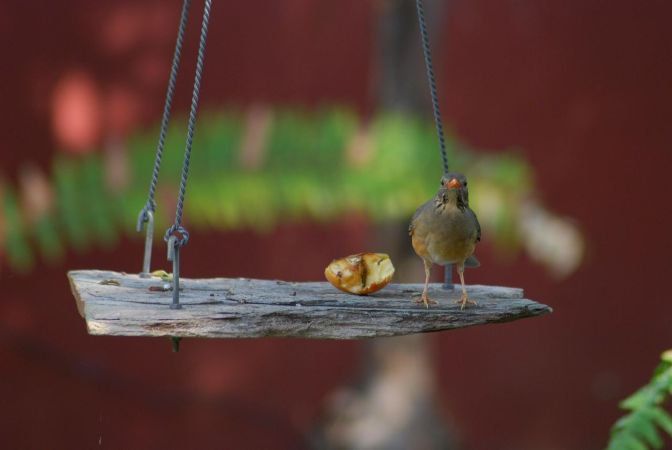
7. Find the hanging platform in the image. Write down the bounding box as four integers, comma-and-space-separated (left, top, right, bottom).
68, 270, 551, 339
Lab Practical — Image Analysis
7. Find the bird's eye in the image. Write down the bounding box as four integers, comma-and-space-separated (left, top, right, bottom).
463, 181, 467, 187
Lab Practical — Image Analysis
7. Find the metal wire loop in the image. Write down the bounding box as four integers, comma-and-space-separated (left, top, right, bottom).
164, 224, 190, 248
135, 201, 156, 232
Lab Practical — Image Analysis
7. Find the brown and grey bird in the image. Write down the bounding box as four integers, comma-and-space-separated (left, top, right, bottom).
408, 172, 481, 309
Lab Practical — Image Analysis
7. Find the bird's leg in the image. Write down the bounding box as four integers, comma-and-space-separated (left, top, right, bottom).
414, 259, 438, 308
455, 263, 477, 310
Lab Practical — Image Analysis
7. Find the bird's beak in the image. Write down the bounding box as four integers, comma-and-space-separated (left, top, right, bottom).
446, 178, 461, 189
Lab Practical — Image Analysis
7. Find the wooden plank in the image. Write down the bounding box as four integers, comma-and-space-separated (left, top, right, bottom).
67, 270, 552, 339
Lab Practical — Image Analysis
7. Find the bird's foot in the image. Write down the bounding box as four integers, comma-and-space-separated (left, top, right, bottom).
414, 292, 438, 309
454, 292, 477, 310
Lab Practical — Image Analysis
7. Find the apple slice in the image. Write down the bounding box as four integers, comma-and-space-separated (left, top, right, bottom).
324, 253, 395, 295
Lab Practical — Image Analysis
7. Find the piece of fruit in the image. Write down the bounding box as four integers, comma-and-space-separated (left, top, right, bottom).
324, 253, 395, 295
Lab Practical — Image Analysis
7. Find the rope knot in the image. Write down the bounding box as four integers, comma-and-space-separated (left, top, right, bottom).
164, 224, 190, 248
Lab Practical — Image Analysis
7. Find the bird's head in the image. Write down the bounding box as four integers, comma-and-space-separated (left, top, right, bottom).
438, 172, 469, 206
440, 172, 467, 190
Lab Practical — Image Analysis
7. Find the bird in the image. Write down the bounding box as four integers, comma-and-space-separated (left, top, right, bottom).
408, 172, 481, 309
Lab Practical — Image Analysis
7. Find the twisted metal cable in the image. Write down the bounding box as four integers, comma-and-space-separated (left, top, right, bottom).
136, 0, 191, 232
416, 0, 454, 288
415, 0, 449, 175
165, 0, 212, 247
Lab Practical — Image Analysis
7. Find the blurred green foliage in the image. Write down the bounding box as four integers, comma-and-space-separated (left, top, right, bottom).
607, 351, 672, 450
1, 183, 33, 271
1, 107, 539, 272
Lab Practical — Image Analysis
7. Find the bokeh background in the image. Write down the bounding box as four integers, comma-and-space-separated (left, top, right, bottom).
1, 0, 672, 449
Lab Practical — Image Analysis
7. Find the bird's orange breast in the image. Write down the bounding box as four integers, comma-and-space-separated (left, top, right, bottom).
411, 231, 431, 260
410, 202, 478, 265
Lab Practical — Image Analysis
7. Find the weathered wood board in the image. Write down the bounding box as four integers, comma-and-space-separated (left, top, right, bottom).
68, 270, 552, 339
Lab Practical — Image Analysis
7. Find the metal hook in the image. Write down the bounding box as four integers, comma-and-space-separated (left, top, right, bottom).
443, 264, 454, 290
170, 336, 182, 352
137, 209, 154, 278
167, 235, 182, 310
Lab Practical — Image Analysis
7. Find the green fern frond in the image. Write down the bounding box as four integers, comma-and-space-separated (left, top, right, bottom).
0, 107, 584, 273
607, 351, 672, 450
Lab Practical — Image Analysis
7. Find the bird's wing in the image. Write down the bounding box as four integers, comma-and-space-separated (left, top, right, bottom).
409, 200, 434, 261
466, 207, 481, 242
408, 200, 431, 236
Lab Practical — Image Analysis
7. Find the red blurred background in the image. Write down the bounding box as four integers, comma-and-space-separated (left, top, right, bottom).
1, 1, 672, 449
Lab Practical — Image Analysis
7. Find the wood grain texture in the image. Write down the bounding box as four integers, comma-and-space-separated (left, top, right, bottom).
68, 270, 552, 339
